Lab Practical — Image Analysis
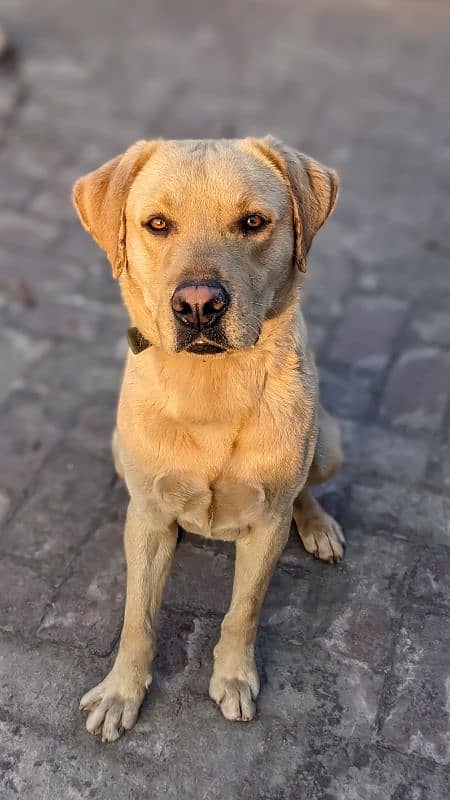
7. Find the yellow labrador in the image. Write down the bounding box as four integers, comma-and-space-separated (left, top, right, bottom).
72, 136, 344, 742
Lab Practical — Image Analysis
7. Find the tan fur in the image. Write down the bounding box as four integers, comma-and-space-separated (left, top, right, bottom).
73, 136, 344, 741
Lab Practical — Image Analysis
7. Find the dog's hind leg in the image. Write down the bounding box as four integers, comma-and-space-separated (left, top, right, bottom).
112, 427, 125, 480
293, 405, 345, 563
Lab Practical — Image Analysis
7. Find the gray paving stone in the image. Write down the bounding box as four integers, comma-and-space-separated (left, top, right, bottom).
0, 558, 51, 636
27, 341, 122, 399
71, 393, 117, 457
319, 365, 377, 421
38, 518, 126, 655
0, 246, 84, 297
304, 318, 329, 355
380, 611, 450, 766
408, 548, 450, 610
380, 348, 450, 433
428, 441, 450, 493
0, 135, 65, 181
165, 538, 234, 616
30, 184, 77, 223
349, 480, 450, 548
374, 252, 445, 304
409, 308, 450, 348
341, 421, 430, 483
0, 447, 116, 580
0, 326, 49, 404
329, 295, 407, 370
0, 210, 60, 252
258, 633, 382, 742
7, 296, 102, 343
0, 76, 18, 125
268, 534, 410, 673
0, 162, 38, 210
299, 742, 450, 800
0, 489, 11, 525
58, 222, 103, 265
303, 239, 354, 323
23, 53, 90, 83
78, 255, 123, 307
0, 723, 159, 800
0, 389, 61, 497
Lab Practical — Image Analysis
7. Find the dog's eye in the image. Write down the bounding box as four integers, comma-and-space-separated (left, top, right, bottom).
241, 214, 266, 233
145, 216, 169, 234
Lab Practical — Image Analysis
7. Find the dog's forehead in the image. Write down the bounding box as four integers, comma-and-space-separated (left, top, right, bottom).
131, 139, 287, 211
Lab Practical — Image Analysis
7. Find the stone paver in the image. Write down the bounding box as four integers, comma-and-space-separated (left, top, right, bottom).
329, 295, 407, 371
380, 348, 450, 433
1, 0, 450, 797
380, 611, 450, 766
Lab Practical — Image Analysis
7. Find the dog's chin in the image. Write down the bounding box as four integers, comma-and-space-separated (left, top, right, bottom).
175, 328, 230, 356
186, 341, 227, 356
178, 333, 260, 355
173, 326, 260, 356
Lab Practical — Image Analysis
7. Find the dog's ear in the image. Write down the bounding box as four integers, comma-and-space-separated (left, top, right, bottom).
249, 136, 339, 272
72, 140, 158, 278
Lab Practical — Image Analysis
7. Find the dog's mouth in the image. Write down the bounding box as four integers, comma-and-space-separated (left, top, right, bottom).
176, 325, 230, 355
186, 340, 226, 355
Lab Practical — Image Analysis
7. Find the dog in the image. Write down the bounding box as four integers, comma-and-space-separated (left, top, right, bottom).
72, 136, 345, 742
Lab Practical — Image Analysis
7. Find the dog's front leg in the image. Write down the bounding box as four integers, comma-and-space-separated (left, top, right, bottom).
209, 513, 291, 721
80, 501, 177, 742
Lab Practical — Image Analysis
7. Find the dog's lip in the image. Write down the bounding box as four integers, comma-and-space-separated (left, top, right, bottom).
186, 339, 226, 355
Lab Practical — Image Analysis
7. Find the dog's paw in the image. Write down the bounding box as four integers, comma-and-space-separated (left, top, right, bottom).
299, 512, 345, 563
209, 662, 260, 722
79, 668, 150, 742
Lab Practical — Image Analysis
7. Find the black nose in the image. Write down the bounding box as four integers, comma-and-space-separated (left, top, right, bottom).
171, 280, 230, 330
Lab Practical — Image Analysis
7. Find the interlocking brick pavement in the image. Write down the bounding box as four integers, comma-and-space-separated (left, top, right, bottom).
0, 0, 450, 797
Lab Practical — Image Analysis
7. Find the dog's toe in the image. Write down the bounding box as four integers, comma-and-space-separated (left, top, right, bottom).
209, 664, 260, 723
80, 671, 147, 743
300, 514, 345, 563
83, 692, 142, 742
210, 677, 256, 721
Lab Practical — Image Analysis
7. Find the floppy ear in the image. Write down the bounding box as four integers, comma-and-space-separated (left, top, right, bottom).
72, 140, 157, 278
250, 135, 339, 272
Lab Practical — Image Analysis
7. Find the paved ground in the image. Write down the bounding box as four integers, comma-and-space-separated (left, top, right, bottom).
1, 0, 450, 797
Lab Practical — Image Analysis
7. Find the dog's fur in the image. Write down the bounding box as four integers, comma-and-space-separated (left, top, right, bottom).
72, 136, 344, 742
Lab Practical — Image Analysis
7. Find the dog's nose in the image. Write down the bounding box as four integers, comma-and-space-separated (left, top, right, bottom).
171, 280, 230, 329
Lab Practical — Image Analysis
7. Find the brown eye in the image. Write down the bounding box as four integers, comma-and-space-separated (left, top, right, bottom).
242, 214, 266, 233
145, 216, 168, 233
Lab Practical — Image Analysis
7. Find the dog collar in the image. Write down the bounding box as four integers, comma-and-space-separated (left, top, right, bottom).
127, 327, 151, 354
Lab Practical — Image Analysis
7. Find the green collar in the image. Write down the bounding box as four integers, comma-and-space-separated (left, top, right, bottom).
127, 327, 151, 354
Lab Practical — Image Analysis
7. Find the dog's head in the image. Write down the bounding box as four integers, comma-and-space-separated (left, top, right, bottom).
73, 137, 338, 355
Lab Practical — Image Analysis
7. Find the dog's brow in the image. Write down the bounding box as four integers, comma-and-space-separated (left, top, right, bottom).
143, 190, 275, 219
141, 192, 179, 217
234, 194, 275, 218
158, 192, 178, 209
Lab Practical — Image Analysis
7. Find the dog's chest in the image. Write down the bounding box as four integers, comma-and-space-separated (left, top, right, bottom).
151, 471, 267, 540
119, 374, 307, 539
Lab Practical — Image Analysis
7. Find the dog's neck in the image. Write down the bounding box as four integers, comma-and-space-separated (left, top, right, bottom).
122, 298, 304, 427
